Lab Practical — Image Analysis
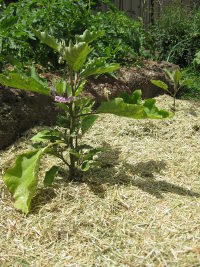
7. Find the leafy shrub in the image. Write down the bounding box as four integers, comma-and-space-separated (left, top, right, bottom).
0, 29, 172, 214
179, 67, 200, 100
151, 3, 200, 67
0, 0, 90, 69
0, 0, 150, 69
89, 11, 153, 64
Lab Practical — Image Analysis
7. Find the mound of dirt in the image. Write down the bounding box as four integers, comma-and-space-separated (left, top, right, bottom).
85, 60, 178, 103
0, 61, 178, 150
0, 87, 58, 150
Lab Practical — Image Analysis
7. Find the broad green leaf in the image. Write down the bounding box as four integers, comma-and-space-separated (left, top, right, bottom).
81, 161, 90, 172
81, 115, 99, 134
81, 57, 120, 78
52, 78, 67, 95
121, 90, 142, 104
3, 149, 43, 214
30, 66, 48, 87
75, 80, 86, 96
98, 98, 145, 119
66, 83, 72, 96
0, 72, 50, 96
164, 68, 174, 82
143, 99, 173, 119
151, 80, 168, 91
98, 96, 172, 119
61, 41, 92, 72
174, 69, 181, 85
31, 130, 61, 143
44, 166, 59, 187
34, 30, 59, 51
75, 30, 104, 44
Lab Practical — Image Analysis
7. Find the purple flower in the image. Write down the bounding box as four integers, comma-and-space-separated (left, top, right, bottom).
54, 96, 75, 103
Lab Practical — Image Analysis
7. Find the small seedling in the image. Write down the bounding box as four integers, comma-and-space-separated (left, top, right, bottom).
151, 69, 192, 112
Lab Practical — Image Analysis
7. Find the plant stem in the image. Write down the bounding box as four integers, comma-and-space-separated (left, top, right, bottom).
68, 69, 76, 179
173, 95, 176, 112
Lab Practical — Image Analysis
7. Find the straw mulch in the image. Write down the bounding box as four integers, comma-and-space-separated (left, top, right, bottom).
0, 95, 200, 267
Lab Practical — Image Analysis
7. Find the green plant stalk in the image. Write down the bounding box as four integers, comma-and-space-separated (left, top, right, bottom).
69, 70, 76, 179
173, 84, 177, 112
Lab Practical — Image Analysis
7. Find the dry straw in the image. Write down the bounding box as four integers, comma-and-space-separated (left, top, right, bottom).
0, 95, 200, 266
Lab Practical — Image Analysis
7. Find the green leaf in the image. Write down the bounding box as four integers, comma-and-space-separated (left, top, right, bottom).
151, 80, 168, 91
66, 83, 72, 96
81, 161, 90, 172
75, 30, 104, 44
98, 98, 145, 119
174, 69, 181, 85
52, 78, 67, 95
61, 41, 92, 72
81, 115, 98, 134
98, 95, 173, 119
0, 72, 50, 96
81, 57, 120, 78
121, 90, 142, 104
164, 68, 175, 82
3, 149, 43, 214
44, 166, 59, 187
75, 80, 86, 96
34, 30, 59, 51
31, 130, 61, 143
143, 99, 173, 119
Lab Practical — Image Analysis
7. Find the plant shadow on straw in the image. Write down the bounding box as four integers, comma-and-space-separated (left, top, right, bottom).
31, 142, 200, 212
84, 142, 200, 199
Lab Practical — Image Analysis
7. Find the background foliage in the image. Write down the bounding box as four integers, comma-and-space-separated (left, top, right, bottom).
151, 3, 200, 67
0, 0, 149, 70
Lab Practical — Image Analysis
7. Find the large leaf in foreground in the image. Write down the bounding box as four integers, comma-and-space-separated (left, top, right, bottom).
98, 98, 145, 119
144, 99, 173, 119
0, 72, 50, 96
98, 93, 172, 119
3, 150, 43, 214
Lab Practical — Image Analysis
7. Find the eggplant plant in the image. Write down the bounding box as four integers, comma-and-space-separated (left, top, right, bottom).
0, 30, 172, 214
151, 69, 192, 112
